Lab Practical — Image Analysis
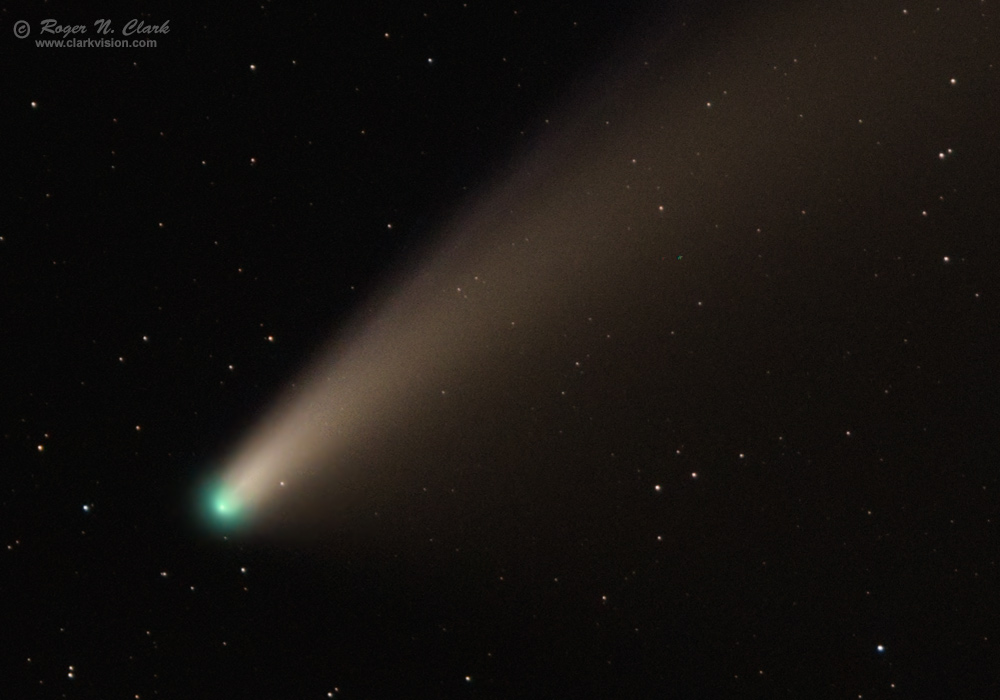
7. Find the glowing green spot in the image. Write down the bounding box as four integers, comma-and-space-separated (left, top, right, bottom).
212, 488, 242, 520
195, 478, 249, 532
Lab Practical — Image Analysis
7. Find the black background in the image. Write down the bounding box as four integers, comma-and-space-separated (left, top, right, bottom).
4, 1, 999, 697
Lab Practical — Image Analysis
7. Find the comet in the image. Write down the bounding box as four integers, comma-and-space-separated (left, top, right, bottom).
197, 2, 934, 533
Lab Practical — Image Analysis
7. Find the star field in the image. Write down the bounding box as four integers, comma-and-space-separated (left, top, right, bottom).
3, 1, 999, 697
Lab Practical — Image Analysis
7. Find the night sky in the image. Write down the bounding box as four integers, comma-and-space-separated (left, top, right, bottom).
4, 1, 1000, 698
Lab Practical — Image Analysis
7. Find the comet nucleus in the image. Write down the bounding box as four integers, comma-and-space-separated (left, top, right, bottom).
197, 478, 248, 531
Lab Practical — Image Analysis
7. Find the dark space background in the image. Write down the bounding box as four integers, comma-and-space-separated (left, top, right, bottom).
3, 1, 999, 697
